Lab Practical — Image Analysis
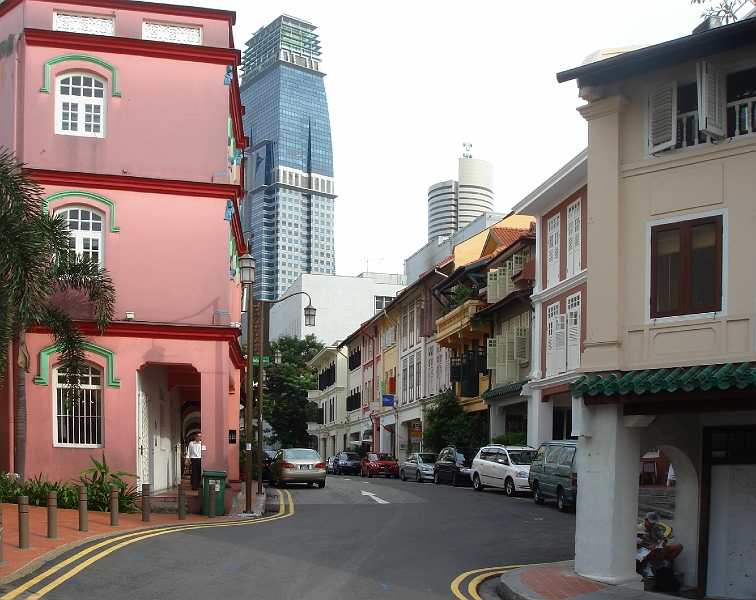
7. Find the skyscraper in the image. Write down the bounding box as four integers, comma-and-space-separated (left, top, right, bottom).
240, 15, 336, 300
427, 154, 494, 242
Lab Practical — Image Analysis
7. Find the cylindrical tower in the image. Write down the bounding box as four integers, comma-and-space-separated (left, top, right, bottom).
457, 157, 494, 230
427, 180, 458, 241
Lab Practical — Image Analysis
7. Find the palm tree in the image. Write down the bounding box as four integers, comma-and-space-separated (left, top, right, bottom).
0, 149, 115, 480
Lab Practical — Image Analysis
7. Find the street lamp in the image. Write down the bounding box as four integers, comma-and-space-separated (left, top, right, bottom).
255, 290, 316, 498
238, 253, 255, 513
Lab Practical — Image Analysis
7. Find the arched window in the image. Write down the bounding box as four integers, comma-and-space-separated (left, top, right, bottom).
55, 206, 104, 266
53, 364, 103, 447
56, 73, 106, 137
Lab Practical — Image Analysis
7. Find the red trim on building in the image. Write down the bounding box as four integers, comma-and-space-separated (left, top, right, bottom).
229, 337, 245, 370
2, 0, 236, 24
34, 320, 241, 343
229, 69, 247, 149
23, 29, 240, 66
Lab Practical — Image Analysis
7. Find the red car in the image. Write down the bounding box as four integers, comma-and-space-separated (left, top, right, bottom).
361, 452, 399, 478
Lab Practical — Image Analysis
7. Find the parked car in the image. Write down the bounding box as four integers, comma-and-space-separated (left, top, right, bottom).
528, 439, 578, 512
326, 456, 338, 474
361, 452, 399, 478
335, 451, 361, 475
261, 451, 274, 481
269, 448, 327, 488
470, 445, 537, 496
399, 452, 438, 482
433, 446, 478, 486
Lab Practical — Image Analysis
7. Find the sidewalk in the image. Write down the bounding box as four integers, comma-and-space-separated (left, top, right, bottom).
0, 484, 264, 585
496, 562, 676, 600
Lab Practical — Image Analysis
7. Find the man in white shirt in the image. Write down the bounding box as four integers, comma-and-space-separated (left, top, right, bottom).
185, 432, 202, 490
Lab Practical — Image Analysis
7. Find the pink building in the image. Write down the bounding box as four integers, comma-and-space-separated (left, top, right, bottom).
0, 0, 248, 492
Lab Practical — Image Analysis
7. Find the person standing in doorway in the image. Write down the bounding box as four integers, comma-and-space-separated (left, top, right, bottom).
185, 432, 202, 490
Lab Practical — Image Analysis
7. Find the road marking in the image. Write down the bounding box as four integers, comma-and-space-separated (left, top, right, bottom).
450, 560, 572, 600
0, 489, 295, 600
361, 490, 389, 504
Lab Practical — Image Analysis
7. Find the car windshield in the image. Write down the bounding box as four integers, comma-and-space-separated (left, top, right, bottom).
457, 448, 479, 461
508, 450, 536, 465
342, 453, 359, 460
374, 453, 393, 461
284, 449, 320, 461
418, 453, 437, 463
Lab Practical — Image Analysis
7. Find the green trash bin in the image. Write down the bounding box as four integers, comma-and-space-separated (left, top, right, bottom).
202, 470, 227, 516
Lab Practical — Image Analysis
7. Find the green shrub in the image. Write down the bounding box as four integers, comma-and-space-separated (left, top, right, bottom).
78, 452, 139, 513
491, 432, 528, 446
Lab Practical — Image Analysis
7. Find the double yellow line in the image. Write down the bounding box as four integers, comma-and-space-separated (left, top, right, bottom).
450, 560, 572, 600
1, 489, 294, 599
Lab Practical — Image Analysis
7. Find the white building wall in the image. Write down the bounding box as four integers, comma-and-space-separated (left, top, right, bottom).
457, 157, 494, 230
268, 272, 406, 345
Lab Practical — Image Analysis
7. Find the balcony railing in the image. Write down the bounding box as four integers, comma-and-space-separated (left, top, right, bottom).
436, 300, 487, 343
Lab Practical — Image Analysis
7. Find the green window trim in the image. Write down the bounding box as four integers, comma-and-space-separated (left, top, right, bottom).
44, 191, 119, 233
41, 54, 121, 97
34, 342, 121, 388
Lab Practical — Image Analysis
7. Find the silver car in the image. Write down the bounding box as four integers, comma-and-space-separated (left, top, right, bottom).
399, 452, 438, 482
471, 445, 537, 496
270, 448, 326, 488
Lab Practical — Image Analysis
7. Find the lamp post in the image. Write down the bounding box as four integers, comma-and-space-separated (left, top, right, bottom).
238, 253, 256, 513
255, 291, 316, 497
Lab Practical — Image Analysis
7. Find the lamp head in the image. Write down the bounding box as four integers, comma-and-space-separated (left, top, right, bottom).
239, 253, 256, 285
304, 304, 316, 327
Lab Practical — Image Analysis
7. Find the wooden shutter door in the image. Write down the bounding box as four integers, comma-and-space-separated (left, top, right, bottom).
698, 61, 725, 138
646, 81, 677, 154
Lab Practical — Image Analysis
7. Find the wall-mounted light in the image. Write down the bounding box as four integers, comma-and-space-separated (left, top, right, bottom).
125, 312, 135, 320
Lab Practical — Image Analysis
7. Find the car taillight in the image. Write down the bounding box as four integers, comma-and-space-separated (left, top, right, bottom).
572, 472, 578, 487
315, 462, 326, 468
282, 462, 295, 469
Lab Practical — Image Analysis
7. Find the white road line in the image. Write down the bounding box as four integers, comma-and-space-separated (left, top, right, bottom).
361, 490, 390, 504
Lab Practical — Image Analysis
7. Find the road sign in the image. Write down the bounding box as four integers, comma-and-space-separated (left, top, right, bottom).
252, 356, 270, 367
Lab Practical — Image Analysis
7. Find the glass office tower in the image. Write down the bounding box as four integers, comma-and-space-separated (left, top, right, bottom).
240, 15, 335, 300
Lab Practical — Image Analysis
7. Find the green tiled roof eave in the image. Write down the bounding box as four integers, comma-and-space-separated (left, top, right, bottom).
482, 380, 528, 399
570, 362, 756, 398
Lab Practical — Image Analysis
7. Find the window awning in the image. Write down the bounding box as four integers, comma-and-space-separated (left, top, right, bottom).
570, 363, 756, 398
482, 379, 528, 399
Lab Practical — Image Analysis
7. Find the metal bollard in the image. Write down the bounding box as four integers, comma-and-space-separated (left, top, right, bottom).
109, 484, 119, 527
18, 496, 29, 549
78, 486, 88, 532
208, 483, 216, 518
141, 484, 150, 522
177, 484, 186, 520
47, 490, 58, 539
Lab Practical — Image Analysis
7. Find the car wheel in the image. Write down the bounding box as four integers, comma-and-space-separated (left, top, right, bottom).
533, 482, 544, 504
318, 480, 326, 489
415, 470, 422, 483
360, 467, 365, 477
557, 487, 568, 512
367, 469, 372, 478
434, 471, 440, 484
473, 474, 483, 492
400, 470, 406, 481
452, 472, 459, 487
505, 477, 515, 497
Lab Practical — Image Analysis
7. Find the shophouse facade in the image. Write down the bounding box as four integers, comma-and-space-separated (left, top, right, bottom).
557, 17, 756, 597
308, 343, 346, 459
512, 151, 587, 448
0, 0, 247, 490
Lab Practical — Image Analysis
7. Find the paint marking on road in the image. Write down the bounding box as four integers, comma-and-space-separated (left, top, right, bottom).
450, 560, 572, 600
230, 566, 240, 571
361, 490, 389, 504
0, 489, 295, 600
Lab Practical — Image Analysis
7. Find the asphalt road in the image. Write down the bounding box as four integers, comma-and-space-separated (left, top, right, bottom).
2, 474, 575, 600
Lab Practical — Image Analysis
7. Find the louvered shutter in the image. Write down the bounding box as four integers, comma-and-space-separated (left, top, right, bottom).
488, 270, 500, 303
698, 61, 725, 138
547, 215, 560, 286
554, 314, 567, 374
487, 338, 497, 370
495, 334, 507, 384
504, 329, 518, 383
495, 267, 506, 300
566, 201, 581, 278
515, 327, 530, 363
545, 314, 555, 376
646, 81, 677, 154
567, 309, 580, 371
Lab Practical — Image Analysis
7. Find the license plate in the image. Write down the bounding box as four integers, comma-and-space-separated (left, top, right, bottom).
299, 464, 311, 470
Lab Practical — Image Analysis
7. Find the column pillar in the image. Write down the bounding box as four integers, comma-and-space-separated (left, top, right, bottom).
527, 385, 553, 448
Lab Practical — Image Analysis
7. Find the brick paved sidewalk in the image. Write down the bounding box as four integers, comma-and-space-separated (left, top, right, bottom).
0, 484, 262, 584
497, 562, 673, 600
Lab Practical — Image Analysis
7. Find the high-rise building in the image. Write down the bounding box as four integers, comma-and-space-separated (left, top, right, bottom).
427, 155, 494, 241
240, 15, 336, 300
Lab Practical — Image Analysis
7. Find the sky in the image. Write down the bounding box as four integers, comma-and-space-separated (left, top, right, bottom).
149, 0, 707, 276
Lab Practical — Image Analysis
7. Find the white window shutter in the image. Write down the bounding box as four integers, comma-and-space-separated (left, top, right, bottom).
547, 215, 560, 286
495, 334, 507, 384
488, 270, 500, 303
545, 317, 555, 377
496, 266, 507, 300
515, 327, 530, 363
698, 61, 726, 138
554, 314, 567, 375
646, 81, 677, 154
567, 309, 580, 371
487, 338, 497, 370
566, 201, 580, 278
504, 329, 518, 383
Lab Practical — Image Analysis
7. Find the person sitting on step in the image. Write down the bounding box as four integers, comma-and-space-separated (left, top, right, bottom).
636, 511, 683, 578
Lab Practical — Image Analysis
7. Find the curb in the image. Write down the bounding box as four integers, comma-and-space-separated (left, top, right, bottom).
496, 565, 552, 600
